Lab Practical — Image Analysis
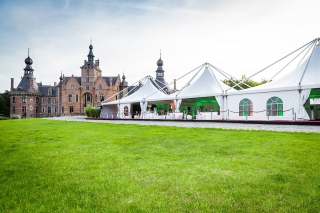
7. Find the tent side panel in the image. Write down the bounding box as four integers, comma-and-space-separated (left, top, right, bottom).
228, 90, 300, 121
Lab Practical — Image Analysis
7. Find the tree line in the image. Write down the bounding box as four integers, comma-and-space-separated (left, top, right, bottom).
222, 75, 268, 90
0, 91, 10, 117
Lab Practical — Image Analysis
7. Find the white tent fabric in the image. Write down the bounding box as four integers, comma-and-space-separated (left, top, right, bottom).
176, 67, 236, 99
140, 101, 148, 116
297, 89, 311, 120
174, 99, 182, 112
229, 44, 320, 94
226, 44, 320, 121
102, 77, 167, 105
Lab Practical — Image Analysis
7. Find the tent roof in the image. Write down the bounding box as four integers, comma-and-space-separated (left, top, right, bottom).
229, 44, 320, 95
176, 67, 236, 99
102, 77, 167, 105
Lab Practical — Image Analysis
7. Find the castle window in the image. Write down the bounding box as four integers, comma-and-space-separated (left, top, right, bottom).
71, 84, 75, 90
68, 94, 72, 102
36, 106, 39, 114
239, 98, 253, 116
22, 106, 26, 113
54, 99, 56, 104
158, 72, 163, 77
98, 84, 102, 90
42, 107, 45, 113
100, 94, 104, 101
48, 107, 52, 114
266, 97, 283, 116
62, 106, 64, 113
76, 94, 79, 102
86, 70, 90, 75
36, 97, 39, 104
95, 94, 98, 102
13, 106, 15, 113
12, 97, 15, 103
48, 89, 52, 95
69, 106, 74, 113
22, 96, 27, 103
86, 85, 89, 91
42, 98, 45, 104
48, 98, 52, 104
86, 77, 89, 82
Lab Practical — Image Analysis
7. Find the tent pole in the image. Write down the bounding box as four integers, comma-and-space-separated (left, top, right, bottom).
209, 63, 250, 89
207, 65, 244, 90
299, 41, 316, 85
175, 63, 206, 97
269, 41, 315, 81
207, 65, 227, 91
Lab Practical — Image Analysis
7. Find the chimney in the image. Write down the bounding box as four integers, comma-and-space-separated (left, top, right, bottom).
174, 79, 176, 91
11, 78, 14, 91
54, 82, 57, 86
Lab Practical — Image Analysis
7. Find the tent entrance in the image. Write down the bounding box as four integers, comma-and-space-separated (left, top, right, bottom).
306, 88, 320, 120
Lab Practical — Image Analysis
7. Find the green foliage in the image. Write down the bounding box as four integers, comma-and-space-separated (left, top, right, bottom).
0, 91, 10, 117
0, 119, 319, 212
84, 104, 93, 117
222, 75, 268, 90
84, 104, 101, 118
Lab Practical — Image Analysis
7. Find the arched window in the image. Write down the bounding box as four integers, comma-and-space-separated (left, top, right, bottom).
266, 97, 283, 116
124, 106, 129, 116
239, 98, 253, 116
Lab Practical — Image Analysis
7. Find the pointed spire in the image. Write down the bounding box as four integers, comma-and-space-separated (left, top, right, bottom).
28, 48, 30, 57
160, 49, 161, 59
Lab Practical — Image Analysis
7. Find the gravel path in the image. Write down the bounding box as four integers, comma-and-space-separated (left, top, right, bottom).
45, 116, 320, 133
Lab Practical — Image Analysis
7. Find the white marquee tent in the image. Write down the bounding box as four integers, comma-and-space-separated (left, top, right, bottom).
227, 39, 320, 121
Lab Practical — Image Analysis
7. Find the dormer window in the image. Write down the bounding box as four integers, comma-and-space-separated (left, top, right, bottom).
86, 70, 90, 75
98, 84, 102, 90
71, 84, 75, 90
48, 89, 52, 95
22, 96, 27, 103
158, 72, 163, 77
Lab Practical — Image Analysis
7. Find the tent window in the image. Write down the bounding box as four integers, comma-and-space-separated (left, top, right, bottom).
266, 96, 283, 116
124, 106, 128, 116
239, 98, 253, 116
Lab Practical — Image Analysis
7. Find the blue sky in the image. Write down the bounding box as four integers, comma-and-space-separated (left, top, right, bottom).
1, 0, 320, 92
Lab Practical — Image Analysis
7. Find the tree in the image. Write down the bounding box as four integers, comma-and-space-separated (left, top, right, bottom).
222, 75, 268, 90
0, 91, 10, 117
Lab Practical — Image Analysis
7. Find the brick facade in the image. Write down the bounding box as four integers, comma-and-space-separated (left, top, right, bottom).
10, 44, 124, 118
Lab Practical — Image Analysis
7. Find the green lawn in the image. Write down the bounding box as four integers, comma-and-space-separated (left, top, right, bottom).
0, 119, 319, 212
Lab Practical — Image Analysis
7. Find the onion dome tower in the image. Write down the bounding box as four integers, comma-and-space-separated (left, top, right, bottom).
17, 49, 40, 93
88, 43, 95, 62
24, 49, 34, 76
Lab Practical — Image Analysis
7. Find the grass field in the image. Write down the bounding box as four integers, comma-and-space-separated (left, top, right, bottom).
0, 119, 319, 212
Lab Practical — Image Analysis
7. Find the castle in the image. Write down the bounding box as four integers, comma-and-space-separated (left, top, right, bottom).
9, 43, 171, 118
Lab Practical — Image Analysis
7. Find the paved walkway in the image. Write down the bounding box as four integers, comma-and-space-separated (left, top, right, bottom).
45, 116, 320, 133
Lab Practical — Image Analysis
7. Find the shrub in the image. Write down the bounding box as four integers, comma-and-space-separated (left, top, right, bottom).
85, 104, 93, 117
